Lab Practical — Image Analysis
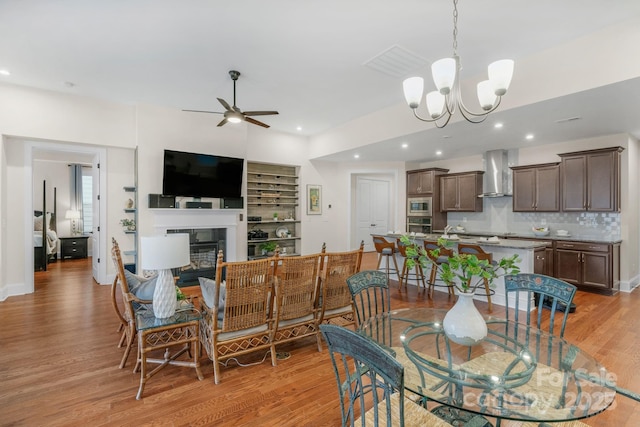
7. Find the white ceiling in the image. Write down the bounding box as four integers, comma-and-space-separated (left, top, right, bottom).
2, 0, 640, 163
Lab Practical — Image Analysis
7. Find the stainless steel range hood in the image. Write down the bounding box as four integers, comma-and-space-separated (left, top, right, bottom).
480, 149, 513, 197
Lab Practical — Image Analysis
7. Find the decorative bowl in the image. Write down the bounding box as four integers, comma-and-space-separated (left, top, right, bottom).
532, 227, 550, 236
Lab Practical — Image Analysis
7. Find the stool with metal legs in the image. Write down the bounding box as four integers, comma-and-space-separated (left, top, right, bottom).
423, 240, 455, 299
457, 243, 494, 312
396, 238, 426, 292
372, 235, 399, 283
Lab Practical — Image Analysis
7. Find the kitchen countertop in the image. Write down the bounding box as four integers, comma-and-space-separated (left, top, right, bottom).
431, 230, 622, 244
386, 233, 548, 250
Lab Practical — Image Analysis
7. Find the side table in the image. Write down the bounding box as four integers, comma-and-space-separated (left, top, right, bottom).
134, 305, 204, 400
60, 236, 89, 259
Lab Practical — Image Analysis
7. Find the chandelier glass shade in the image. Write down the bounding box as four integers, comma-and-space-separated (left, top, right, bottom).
403, 0, 514, 128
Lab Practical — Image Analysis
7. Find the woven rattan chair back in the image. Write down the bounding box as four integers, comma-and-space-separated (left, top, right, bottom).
111, 238, 152, 370
320, 324, 454, 427
318, 242, 364, 327
504, 273, 577, 338
272, 252, 323, 352
199, 250, 277, 384
346, 270, 391, 328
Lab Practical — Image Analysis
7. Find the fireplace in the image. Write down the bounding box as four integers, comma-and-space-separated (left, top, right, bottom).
167, 228, 226, 287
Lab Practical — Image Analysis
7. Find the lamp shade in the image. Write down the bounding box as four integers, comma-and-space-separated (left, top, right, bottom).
477, 80, 497, 110
403, 77, 424, 109
140, 234, 190, 270
431, 57, 456, 95
65, 210, 81, 220
426, 91, 445, 119
488, 59, 514, 96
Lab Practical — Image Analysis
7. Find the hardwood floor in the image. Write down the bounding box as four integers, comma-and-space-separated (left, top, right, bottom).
1, 253, 639, 426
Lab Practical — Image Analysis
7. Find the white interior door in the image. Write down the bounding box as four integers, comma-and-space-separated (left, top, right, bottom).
356, 177, 390, 252
91, 155, 100, 281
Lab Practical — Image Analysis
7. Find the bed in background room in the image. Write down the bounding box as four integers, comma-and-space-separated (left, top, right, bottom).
34, 181, 58, 272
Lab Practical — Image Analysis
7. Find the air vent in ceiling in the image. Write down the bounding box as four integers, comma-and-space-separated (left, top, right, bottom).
364, 45, 430, 78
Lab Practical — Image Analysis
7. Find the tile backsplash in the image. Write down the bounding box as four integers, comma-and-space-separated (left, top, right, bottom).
446, 197, 621, 238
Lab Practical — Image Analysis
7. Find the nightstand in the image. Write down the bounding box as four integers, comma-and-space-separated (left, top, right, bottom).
60, 236, 89, 259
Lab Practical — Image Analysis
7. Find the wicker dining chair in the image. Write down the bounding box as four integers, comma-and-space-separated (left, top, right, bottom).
199, 250, 277, 384
320, 324, 455, 427
110, 238, 152, 370
317, 241, 364, 329
272, 252, 323, 353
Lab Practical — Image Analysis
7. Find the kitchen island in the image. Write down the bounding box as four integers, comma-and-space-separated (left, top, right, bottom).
383, 233, 548, 308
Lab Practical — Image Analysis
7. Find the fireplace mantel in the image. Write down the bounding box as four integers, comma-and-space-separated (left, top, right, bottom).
149, 208, 240, 261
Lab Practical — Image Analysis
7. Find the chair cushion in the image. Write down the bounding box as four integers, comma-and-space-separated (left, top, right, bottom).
124, 269, 157, 301
381, 248, 393, 255
199, 277, 226, 320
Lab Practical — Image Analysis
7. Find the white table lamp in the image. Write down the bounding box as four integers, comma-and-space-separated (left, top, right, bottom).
65, 210, 81, 235
140, 234, 190, 318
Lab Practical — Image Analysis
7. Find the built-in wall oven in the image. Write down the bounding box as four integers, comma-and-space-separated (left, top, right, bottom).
407, 216, 432, 234
407, 196, 433, 217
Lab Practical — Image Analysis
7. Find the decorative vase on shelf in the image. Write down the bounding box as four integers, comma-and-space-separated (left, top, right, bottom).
443, 292, 487, 346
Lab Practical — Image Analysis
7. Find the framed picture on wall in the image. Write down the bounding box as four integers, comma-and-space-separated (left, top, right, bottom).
307, 184, 322, 215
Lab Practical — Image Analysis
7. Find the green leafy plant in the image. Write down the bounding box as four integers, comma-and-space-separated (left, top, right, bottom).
120, 219, 135, 228
400, 235, 521, 294
260, 241, 277, 253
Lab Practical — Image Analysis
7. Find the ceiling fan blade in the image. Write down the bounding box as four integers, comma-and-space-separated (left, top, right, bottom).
182, 109, 224, 114
243, 110, 279, 116
217, 98, 232, 111
245, 116, 270, 128
217, 118, 228, 127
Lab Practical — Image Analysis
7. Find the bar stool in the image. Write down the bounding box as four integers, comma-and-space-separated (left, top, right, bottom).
423, 240, 455, 299
396, 238, 426, 292
457, 243, 494, 312
372, 236, 399, 283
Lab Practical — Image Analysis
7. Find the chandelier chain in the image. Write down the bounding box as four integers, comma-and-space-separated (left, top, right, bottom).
452, 0, 459, 56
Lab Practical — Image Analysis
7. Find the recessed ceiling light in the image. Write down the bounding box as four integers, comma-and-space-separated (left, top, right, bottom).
401, 143, 408, 148
354, 154, 360, 159
494, 122, 503, 129
436, 150, 443, 156
525, 134, 534, 140
296, 126, 302, 131
0, 69, 10, 76
442, 135, 451, 139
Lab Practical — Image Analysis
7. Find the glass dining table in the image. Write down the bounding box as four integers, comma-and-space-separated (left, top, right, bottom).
357, 307, 616, 426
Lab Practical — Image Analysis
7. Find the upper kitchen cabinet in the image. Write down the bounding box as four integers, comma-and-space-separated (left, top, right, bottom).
440, 171, 484, 212
407, 168, 449, 195
511, 163, 560, 212
559, 146, 623, 212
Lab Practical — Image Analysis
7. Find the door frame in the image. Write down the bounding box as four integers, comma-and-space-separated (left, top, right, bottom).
24, 140, 108, 292
349, 170, 399, 251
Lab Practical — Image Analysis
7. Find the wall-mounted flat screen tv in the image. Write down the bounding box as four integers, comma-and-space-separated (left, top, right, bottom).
162, 149, 244, 199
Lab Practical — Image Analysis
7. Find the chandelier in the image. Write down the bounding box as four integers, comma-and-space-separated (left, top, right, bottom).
402, 0, 514, 128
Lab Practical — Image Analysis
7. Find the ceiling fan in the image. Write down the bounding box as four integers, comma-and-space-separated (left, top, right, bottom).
183, 70, 279, 128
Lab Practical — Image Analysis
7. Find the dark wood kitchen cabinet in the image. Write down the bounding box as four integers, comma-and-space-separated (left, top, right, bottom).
558, 146, 623, 212
555, 240, 620, 295
440, 171, 483, 212
407, 168, 448, 195
511, 163, 560, 212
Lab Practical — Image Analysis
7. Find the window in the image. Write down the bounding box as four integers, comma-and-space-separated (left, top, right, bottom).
81, 172, 93, 234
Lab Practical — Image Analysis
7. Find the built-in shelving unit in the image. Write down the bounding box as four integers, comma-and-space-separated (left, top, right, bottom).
122, 147, 138, 272
246, 162, 300, 259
